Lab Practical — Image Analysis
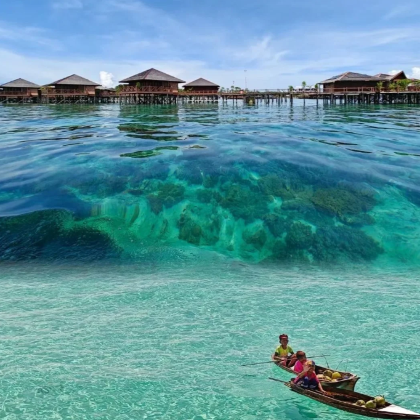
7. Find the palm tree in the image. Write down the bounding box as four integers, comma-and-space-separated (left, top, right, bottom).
376, 81, 383, 92
397, 79, 411, 91
288, 85, 294, 92
302, 81, 307, 91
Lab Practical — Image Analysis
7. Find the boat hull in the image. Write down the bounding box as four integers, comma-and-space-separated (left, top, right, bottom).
288, 382, 420, 419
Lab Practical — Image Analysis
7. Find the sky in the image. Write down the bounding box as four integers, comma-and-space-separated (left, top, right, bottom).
0, 0, 420, 88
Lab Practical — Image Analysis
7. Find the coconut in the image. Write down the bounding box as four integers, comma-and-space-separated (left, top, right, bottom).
331, 371, 341, 380
374, 396, 386, 407
323, 369, 333, 378
355, 400, 366, 406
365, 400, 377, 409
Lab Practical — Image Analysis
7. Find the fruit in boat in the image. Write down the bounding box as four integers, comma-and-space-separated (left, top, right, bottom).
322, 376, 331, 381
317, 374, 324, 379
355, 400, 366, 406
323, 370, 333, 378
374, 396, 386, 407
331, 379, 338, 382
365, 400, 377, 409
331, 371, 341, 380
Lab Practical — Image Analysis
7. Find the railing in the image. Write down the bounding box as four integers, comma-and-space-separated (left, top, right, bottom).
0, 90, 36, 97
41, 88, 95, 95
179, 90, 219, 95
322, 87, 377, 93
119, 86, 176, 94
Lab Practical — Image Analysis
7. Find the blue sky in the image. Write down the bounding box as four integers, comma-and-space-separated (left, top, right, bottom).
1, 0, 419, 88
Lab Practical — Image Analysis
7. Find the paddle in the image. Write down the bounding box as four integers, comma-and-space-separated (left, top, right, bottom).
268, 377, 288, 384
241, 354, 331, 367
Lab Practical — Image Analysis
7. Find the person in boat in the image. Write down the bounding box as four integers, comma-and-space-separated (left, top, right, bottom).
272, 334, 294, 366
294, 360, 325, 393
293, 351, 307, 373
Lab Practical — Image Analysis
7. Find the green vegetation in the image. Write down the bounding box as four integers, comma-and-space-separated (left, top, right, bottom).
396, 79, 411, 91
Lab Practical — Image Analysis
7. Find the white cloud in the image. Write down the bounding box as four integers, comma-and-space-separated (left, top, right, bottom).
99, 71, 115, 87
410, 67, 420, 79
389, 69, 402, 75
52, 0, 83, 9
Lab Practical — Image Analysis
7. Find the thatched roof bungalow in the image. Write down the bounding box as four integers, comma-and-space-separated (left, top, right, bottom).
0, 78, 40, 97
43, 74, 100, 96
119, 68, 185, 93
319, 72, 388, 93
183, 78, 220, 93
374, 71, 408, 82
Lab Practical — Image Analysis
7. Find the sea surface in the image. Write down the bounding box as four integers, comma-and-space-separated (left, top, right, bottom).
1, 101, 420, 419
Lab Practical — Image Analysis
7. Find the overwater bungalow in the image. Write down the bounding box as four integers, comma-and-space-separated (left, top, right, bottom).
183, 78, 220, 93
0, 78, 40, 103
95, 86, 117, 103
319, 72, 388, 93
119, 68, 185, 93
41, 74, 101, 103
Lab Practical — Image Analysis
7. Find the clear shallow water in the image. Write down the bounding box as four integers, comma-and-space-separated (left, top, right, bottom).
1, 102, 420, 419
1, 262, 420, 420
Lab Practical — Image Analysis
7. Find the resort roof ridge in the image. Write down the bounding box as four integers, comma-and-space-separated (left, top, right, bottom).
119, 68, 186, 83
46, 74, 101, 86
184, 78, 220, 87
320, 71, 387, 84
374, 71, 407, 80
0, 78, 40, 88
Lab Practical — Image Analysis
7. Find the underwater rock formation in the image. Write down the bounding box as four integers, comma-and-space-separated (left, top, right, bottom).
286, 221, 314, 249
219, 183, 269, 222
311, 187, 376, 218
311, 225, 383, 262
0, 210, 121, 261
147, 183, 185, 214
242, 225, 267, 250
178, 205, 221, 246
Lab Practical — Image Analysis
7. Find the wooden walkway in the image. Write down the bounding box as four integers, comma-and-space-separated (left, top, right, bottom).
1, 88, 420, 106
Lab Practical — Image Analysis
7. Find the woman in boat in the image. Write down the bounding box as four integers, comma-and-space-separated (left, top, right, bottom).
293, 351, 307, 373
272, 334, 294, 366
294, 360, 325, 393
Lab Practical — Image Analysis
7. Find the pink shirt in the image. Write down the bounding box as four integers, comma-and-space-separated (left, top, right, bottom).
294, 360, 305, 373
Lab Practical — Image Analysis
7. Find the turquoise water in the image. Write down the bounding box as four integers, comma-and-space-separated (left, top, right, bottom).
1, 102, 420, 419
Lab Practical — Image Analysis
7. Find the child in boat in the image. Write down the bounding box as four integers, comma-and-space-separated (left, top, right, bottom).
294, 360, 325, 393
272, 334, 294, 366
293, 351, 307, 373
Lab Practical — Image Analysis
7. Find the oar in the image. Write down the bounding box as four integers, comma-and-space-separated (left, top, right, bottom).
241, 354, 331, 367
268, 377, 289, 384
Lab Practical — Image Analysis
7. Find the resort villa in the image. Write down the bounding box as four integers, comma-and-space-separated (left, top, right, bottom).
0, 78, 40, 102
41, 74, 101, 99
118, 68, 185, 94
319, 71, 415, 93
183, 78, 220, 93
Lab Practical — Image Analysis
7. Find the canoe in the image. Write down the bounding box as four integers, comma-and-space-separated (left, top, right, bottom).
275, 361, 360, 391
285, 381, 420, 419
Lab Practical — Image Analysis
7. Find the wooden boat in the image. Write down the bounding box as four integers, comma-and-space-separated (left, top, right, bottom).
283, 380, 420, 419
275, 361, 360, 391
